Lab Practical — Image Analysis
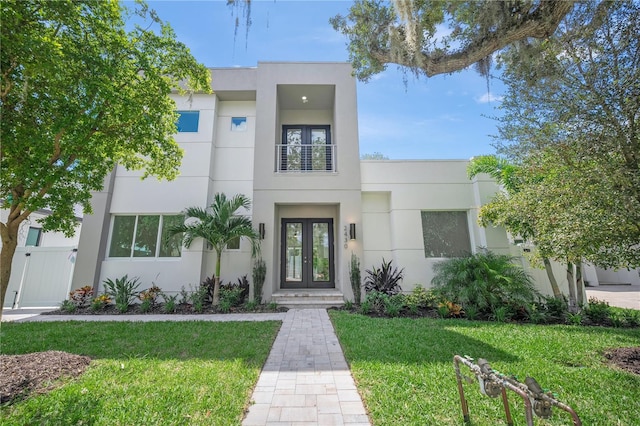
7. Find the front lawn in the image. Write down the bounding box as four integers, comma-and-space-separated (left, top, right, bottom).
1, 321, 281, 425
330, 311, 640, 425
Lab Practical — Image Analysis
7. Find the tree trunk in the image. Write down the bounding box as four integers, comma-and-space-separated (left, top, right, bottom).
213, 251, 221, 306
0, 221, 21, 321
543, 257, 563, 299
566, 262, 578, 313
576, 261, 585, 307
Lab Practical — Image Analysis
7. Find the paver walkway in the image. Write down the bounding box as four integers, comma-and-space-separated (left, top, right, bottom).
242, 309, 370, 426
7, 307, 370, 425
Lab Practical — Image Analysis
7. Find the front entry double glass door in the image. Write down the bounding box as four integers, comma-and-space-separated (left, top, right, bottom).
281, 219, 334, 288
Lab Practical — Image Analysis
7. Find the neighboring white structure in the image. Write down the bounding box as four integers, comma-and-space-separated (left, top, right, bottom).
1, 208, 81, 308
70, 62, 639, 305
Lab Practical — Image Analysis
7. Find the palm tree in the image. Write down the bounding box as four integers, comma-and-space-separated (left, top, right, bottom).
169, 193, 260, 305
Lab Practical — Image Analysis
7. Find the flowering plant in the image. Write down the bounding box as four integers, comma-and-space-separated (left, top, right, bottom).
69, 286, 94, 308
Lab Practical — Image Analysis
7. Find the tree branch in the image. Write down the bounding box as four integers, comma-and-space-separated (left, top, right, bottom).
371, 1, 576, 77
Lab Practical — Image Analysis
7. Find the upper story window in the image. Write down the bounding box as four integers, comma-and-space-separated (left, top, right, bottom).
26, 227, 42, 246
278, 125, 334, 172
176, 111, 199, 132
421, 211, 471, 258
231, 117, 247, 132
108, 214, 183, 258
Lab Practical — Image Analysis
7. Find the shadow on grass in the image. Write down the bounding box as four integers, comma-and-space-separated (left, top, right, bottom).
330, 312, 520, 365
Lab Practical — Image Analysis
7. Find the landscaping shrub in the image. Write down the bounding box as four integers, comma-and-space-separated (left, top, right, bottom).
138, 285, 162, 306
584, 297, 612, 324
220, 275, 249, 306
91, 294, 111, 312
349, 253, 362, 304
364, 258, 403, 295
190, 284, 209, 313
219, 286, 244, 308
405, 285, 438, 310
384, 294, 405, 317
252, 258, 266, 304
362, 291, 389, 314
163, 294, 178, 313
199, 276, 216, 305
178, 286, 190, 305
68, 286, 94, 308
620, 308, 640, 327
431, 250, 540, 318
60, 299, 77, 313
103, 275, 141, 313
541, 294, 569, 323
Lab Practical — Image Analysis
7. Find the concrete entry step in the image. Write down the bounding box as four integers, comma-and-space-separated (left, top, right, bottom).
272, 290, 344, 309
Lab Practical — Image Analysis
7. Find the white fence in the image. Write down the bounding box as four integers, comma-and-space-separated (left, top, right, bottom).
3, 246, 77, 308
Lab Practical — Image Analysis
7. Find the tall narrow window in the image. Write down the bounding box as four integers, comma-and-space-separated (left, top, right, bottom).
421, 211, 471, 258
26, 227, 42, 246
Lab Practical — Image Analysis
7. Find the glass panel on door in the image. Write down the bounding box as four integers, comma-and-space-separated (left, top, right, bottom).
285, 222, 303, 282
284, 128, 302, 171
312, 222, 330, 281
311, 128, 328, 171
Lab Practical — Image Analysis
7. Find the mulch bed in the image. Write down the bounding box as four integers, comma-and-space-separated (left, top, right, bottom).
43, 304, 288, 315
0, 351, 91, 405
604, 346, 640, 375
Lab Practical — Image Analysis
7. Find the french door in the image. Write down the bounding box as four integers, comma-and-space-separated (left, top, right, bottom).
281, 219, 334, 288
281, 125, 332, 171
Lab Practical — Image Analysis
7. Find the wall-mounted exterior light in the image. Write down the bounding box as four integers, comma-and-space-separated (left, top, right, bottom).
349, 223, 356, 240
259, 223, 265, 240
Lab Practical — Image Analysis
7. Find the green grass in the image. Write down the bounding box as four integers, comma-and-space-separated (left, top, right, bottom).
1, 321, 281, 425
330, 311, 640, 426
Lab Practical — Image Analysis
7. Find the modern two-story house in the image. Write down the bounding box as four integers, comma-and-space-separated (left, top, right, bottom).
69, 62, 638, 307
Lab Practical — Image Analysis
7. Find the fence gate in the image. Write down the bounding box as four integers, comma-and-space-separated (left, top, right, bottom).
3, 246, 77, 309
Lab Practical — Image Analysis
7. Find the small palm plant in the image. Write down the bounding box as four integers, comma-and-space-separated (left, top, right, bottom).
431, 249, 540, 318
169, 193, 260, 306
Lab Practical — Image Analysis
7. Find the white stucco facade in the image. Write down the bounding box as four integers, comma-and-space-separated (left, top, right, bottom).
70, 62, 640, 301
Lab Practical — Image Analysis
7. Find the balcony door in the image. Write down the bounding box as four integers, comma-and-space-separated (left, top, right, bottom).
281, 125, 332, 171
281, 219, 334, 289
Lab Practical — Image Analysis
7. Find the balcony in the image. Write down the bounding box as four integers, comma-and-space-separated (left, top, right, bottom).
275, 144, 336, 173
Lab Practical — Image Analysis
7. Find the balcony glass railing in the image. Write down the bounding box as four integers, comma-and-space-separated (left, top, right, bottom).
275, 144, 336, 173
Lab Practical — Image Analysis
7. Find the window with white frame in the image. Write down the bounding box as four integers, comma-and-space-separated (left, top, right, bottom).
231, 117, 247, 132
108, 215, 183, 258
420, 211, 471, 258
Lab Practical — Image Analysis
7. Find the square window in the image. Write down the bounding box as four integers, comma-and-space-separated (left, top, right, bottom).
421, 211, 471, 258
176, 111, 199, 132
231, 117, 247, 132
226, 237, 240, 250
26, 227, 42, 246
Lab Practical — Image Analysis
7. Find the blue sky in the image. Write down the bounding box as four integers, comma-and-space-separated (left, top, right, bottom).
143, 0, 504, 159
